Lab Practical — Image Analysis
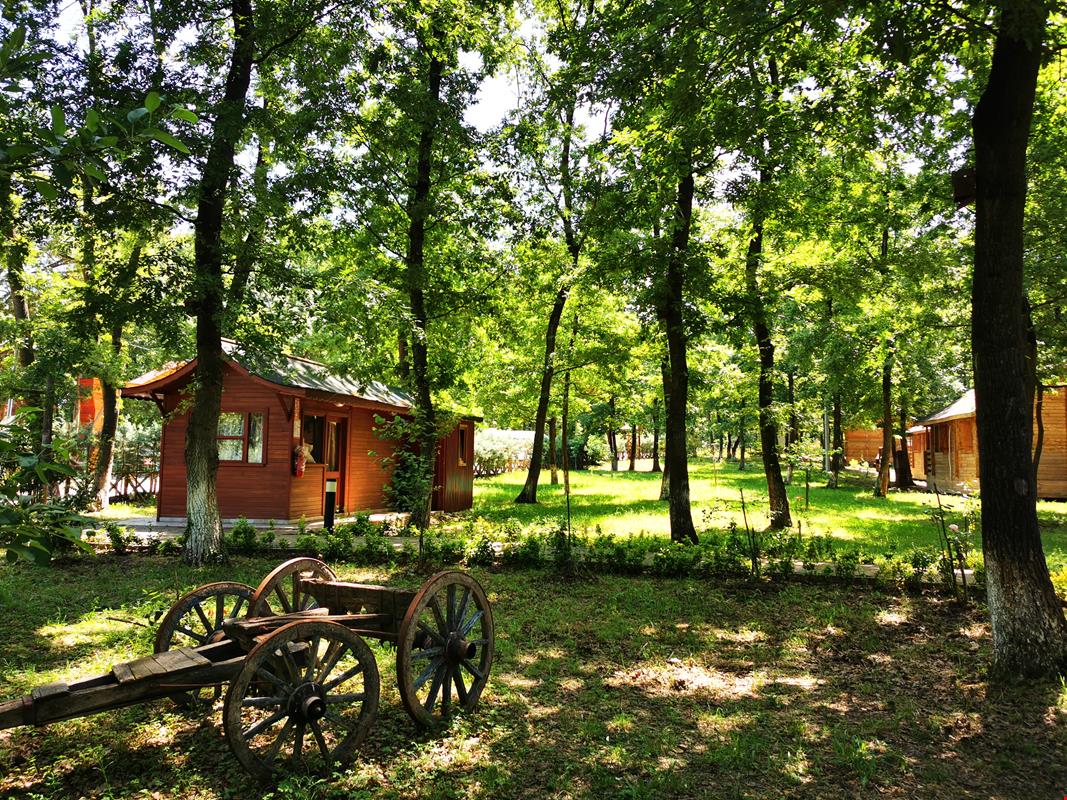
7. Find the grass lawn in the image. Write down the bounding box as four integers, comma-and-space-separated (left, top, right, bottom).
0, 557, 1064, 799
471, 460, 1067, 574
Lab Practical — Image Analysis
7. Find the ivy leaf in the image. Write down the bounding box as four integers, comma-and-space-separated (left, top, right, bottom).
144, 91, 161, 113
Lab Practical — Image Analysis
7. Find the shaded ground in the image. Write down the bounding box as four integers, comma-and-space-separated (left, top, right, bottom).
1, 557, 1064, 799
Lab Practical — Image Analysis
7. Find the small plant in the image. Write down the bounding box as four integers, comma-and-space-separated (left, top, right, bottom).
833, 550, 860, 581
465, 534, 496, 567
296, 516, 308, 536
228, 517, 260, 555
321, 525, 355, 562
104, 522, 136, 554
500, 534, 543, 568
294, 533, 319, 554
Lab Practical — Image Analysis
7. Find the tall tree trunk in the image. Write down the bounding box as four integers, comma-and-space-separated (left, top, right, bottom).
404, 50, 444, 532
875, 348, 893, 497
607, 395, 619, 471
92, 323, 124, 510
745, 210, 790, 528
562, 313, 578, 498
516, 284, 569, 502
896, 405, 914, 488
829, 394, 843, 488
659, 357, 670, 500
726, 431, 734, 460
661, 172, 697, 543
972, 0, 1067, 678
184, 0, 255, 565
651, 398, 661, 473
548, 415, 559, 485
628, 423, 637, 471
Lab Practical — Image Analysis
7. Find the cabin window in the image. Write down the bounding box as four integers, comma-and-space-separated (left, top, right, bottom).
217, 412, 266, 463
302, 415, 325, 463
458, 426, 468, 467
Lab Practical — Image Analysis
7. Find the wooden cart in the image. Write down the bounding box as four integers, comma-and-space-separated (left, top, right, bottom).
0, 558, 495, 781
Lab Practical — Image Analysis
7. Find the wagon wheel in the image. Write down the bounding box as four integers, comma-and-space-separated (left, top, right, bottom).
154, 581, 254, 707
249, 558, 337, 618
223, 620, 380, 782
396, 571, 494, 727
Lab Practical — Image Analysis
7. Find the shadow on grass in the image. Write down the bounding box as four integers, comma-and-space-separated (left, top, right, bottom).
2, 561, 1066, 799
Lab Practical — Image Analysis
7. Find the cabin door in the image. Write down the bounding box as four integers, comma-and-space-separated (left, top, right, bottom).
324, 416, 347, 513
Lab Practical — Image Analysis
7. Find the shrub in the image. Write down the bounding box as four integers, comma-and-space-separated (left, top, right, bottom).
228, 517, 260, 555
294, 534, 320, 555
500, 534, 543, 568
464, 534, 496, 567
105, 522, 136, 554
833, 550, 860, 581
321, 526, 355, 562
355, 533, 394, 565
876, 556, 910, 589
649, 542, 701, 577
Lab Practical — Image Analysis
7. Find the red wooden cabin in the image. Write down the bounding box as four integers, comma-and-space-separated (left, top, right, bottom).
122, 344, 475, 522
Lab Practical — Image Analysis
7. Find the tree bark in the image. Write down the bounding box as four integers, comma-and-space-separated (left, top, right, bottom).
972, 0, 1067, 678
548, 415, 559, 485
875, 349, 893, 497
829, 394, 843, 488
659, 357, 670, 500
516, 284, 569, 502
628, 423, 637, 470
403, 49, 444, 532
896, 405, 914, 488
607, 395, 619, 471
184, 0, 255, 565
660, 172, 698, 543
1033, 381, 1044, 484
650, 398, 661, 473
92, 323, 123, 510
745, 211, 790, 528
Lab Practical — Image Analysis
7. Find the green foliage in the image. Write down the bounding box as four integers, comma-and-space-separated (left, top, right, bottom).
293, 534, 320, 555
320, 526, 355, 562
0, 412, 91, 565
104, 522, 136, 554
227, 517, 260, 555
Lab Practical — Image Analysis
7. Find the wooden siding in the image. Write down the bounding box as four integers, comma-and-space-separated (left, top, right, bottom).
1036, 388, 1067, 499
157, 365, 292, 520
844, 429, 883, 464
924, 387, 1066, 498
346, 409, 396, 511
433, 422, 474, 512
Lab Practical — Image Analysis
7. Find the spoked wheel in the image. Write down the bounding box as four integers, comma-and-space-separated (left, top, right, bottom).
154, 581, 254, 708
396, 571, 494, 727
223, 620, 380, 782
249, 558, 336, 617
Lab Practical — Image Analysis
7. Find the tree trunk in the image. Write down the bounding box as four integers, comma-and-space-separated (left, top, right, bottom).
726, 431, 734, 460
745, 212, 790, 528
972, 0, 1067, 678
549, 415, 559, 485
651, 398, 661, 473
184, 0, 255, 565
896, 406, 914, 488
607, 395, 619, 471
404, 51, 445, 532
875, 349, 893, 497
516, 283, 569, 502
659, 357, 670, 500
661, 172, 698, 543
92, 323, 123, 510
628, 423, 637, 470
829, 393, 843, 488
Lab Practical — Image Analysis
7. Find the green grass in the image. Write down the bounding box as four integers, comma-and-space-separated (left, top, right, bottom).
471, 459, 1067, 572
1, 557, 1065, 798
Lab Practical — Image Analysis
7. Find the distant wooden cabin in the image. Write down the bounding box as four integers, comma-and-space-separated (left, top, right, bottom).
844, 428, 884, 465
918, 387, 1067, 499
122, 343, 476, 522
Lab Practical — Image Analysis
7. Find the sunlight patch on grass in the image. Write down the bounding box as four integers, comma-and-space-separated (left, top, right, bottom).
875, 609, 908, 626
